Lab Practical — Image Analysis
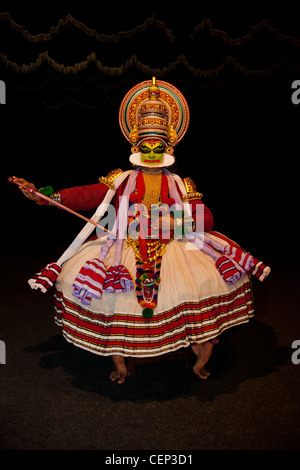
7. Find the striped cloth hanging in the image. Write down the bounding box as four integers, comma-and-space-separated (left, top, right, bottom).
103, 265, 134, 293
28, 263, 62, 293
72, 258, 107, 305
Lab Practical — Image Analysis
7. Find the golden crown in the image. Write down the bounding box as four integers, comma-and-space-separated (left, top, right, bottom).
119, 77, 190, 152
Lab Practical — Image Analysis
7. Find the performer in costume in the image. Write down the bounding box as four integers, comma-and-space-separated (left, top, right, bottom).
12, 78, 270, 384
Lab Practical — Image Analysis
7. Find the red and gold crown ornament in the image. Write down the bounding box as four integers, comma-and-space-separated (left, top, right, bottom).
119, 77, 190, 167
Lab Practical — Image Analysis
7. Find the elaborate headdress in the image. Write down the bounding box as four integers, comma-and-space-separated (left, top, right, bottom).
119, 77, 190, 167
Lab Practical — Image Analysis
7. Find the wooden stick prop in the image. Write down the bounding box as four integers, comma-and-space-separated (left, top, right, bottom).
8, 177, 116, 236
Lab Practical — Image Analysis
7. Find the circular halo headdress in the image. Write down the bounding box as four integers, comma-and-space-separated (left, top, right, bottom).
119, 77, 190, 168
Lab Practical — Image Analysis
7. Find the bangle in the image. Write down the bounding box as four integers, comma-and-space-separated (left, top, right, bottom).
174, 214, 195, 237
48, 191, 61, 206
184, 216, 195, 233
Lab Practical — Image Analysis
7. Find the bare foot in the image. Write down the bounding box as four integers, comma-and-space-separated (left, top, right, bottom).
191, 341, 214, 379
110, 355, 128, 384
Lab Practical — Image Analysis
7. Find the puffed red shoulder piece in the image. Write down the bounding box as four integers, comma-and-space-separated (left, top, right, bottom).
60, 182, 110, 211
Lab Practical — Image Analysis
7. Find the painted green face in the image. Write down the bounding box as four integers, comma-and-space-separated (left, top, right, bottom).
140, 141, 165, 165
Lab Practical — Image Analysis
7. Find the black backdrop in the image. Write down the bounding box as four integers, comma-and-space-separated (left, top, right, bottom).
1, 1, 299, 264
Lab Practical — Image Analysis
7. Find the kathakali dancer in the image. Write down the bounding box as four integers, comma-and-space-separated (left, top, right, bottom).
12, 78, 270, 384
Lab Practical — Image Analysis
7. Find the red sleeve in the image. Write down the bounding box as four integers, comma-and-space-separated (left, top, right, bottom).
189, 199, 214, 232
60, 182, 110, 211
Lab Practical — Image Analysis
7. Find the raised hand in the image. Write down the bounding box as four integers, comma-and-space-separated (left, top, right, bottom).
10, 176, 40, 202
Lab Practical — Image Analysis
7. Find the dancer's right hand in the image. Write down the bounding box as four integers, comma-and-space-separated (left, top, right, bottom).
11, 176, 40, 202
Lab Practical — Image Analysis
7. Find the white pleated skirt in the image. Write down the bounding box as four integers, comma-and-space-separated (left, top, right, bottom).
54, 233, 254, 357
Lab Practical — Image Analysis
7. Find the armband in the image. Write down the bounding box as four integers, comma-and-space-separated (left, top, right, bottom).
99, 169, 123, 190
182, 177, 203, 201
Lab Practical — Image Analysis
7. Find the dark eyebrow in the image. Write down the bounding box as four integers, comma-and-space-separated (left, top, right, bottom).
154, 145, 165, 153
140, 143, 164, 150
140, 145, 150, 153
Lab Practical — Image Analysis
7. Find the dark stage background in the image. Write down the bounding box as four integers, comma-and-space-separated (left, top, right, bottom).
0, 1, 300, 454
1, 2, 299, 264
